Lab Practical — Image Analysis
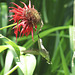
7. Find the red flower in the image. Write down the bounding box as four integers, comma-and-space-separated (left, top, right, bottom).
9, 0, 41, 40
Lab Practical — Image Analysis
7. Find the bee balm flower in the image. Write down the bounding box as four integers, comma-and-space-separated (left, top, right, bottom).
9, 0, 41, 40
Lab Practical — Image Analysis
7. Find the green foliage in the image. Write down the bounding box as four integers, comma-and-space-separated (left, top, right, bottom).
0, 46, 8, 53
60, 45, 70, 75
0, 0, 73, 75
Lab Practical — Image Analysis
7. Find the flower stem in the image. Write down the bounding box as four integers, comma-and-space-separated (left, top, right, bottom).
5, 65, 19, 75
0, 23, 17, 30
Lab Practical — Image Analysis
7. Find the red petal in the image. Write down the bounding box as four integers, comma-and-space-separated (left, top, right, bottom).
35, 25, 37, 31
20, 1, 28, 9
10, 2, 23, 11
29, 0, 31, 8
31, 28, 33, 39
9, 7, 23, 13
9, 18, 13, 21
14, 28, 18, 41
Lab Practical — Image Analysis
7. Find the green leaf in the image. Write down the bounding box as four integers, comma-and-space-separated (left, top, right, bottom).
5, 41, 20, 58
0, 34, 20, 58
60, 45, 70, 75
0, 46, 8, 53
1, 3, 8, 36
42, 0, 48, 23
4, 50, 13, 74
0, 67, 4, 75
69, 26, 75, 75
17, 54, 36, 75
69, 26, 73, 50
23, 25, 71, 49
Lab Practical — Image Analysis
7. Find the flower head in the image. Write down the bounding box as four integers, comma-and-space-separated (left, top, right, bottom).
9, 0, 41, 40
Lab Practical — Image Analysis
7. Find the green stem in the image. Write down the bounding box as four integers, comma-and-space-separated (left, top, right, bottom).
73, 0, 75, 51
23, 25, 71, 49
71, 0, 75, 74
5, 65, 19, 75
0, 23, 17, 30
21, 50, 40, 55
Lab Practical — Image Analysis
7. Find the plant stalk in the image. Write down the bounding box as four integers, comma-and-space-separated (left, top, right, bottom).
0, 23, 17, 30
5, 65, 19, 75
72, 0, 75, 74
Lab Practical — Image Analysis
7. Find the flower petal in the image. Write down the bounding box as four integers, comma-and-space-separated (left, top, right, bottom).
14, 28, 18, 41
28, 0, 31, 8
31, 28, 33, 40
35, 25, 37, 31
20, 1, 28, 9
10, 2, 23, 11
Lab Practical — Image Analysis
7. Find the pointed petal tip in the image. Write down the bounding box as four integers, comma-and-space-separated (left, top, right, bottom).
32, 5, 34, 9
10, 2, 15, 4
29, 0, 31, 8
20, 1, 28, 9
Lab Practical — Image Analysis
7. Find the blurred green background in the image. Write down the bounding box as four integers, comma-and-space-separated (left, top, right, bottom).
0, 0, 73, 75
